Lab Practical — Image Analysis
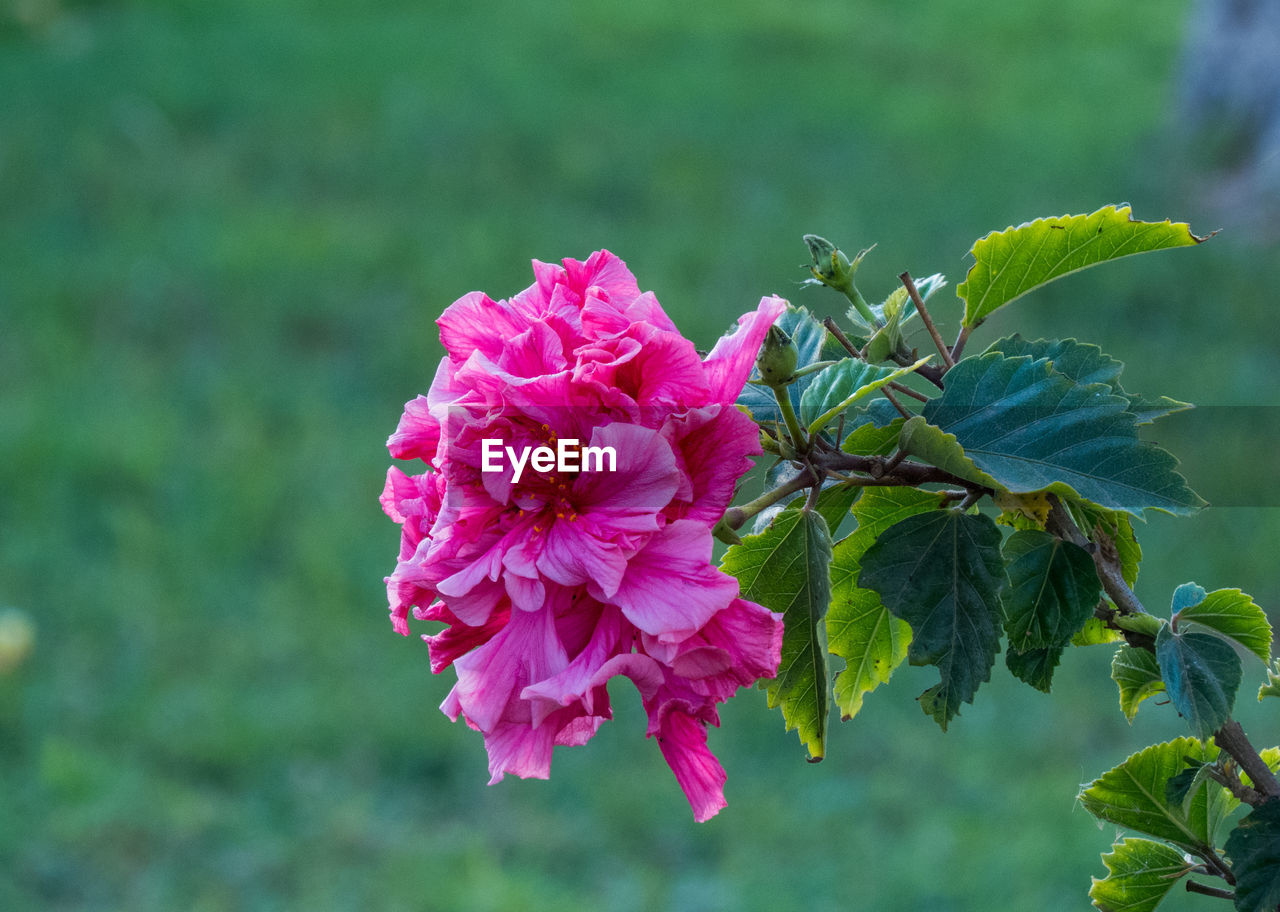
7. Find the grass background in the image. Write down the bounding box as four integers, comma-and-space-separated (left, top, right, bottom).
4, 1, 1279, 909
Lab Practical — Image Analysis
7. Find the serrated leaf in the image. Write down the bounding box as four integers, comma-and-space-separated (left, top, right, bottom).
722, 508, 833, 759
800, 357, 930, 435
922, 353, 1205, 516
895, 415, 1004, 490
1259, 660, 1280, 702
1176, 589, 1273, 666
1002, 530, 1101, 652
985, 335, 1190, 425
1155, 626, 1243, 740
1089, 837, 1190, 912
1006, 645, 1062, 693
1079, 737, 1230, 851
857, 510, 1006, 730
1225, 799, 1280, 912
839, 417, 904, 456
737, 305, 847, 425
1113, 645, 1166, 722
958, 205, 1208, 329
828, 488, 944, 720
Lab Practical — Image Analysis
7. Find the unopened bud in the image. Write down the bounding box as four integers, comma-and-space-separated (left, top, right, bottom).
756, 324, 799, 387
803, 234, 855, 291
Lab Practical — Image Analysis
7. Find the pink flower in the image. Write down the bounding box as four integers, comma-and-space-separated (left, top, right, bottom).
382, 250, 785, 821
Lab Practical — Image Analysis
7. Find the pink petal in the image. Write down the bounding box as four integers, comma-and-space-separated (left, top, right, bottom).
386, 395, 441, 462
449, 606, 567, 734
570, 423, 682, 534
656, 710, 728, 823
662, 405, 761, 523
701, 295, 788, 405
603, 520, 739, 640
438, 291, 532, 364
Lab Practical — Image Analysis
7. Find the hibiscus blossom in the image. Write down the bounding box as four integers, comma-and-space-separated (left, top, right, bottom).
381, 250, 785, 821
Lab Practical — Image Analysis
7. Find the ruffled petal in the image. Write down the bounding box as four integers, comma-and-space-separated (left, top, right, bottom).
701, 294, 788, 405
655, 709, 727, 823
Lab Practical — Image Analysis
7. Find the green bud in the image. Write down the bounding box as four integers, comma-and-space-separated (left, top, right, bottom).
803, 234, 855, 291
756, 324, 799, 387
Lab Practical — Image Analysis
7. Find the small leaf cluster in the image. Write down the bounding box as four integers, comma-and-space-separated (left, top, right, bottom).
717, 207, 1280, 908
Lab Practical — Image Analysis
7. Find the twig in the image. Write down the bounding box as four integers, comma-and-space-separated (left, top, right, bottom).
888, 380, 929, 403
816, 450, 993, 497
881, 386, 911, 419
1206, 763, 1265, 808
1216, 721, 1280, 802
900, 271, 955, 368
1194, 846, 1238, 886
1185, 881, 1235, 900
823, 317, 861, 359
720, 468, 818, 530
951, 325, 972, 363
1043, 496, 1144, 615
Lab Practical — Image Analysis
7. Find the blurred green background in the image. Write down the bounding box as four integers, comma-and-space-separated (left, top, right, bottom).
4, 0, 1280, 909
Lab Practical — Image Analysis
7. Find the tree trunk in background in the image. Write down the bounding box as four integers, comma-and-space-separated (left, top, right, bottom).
1179, 0, 1280, 230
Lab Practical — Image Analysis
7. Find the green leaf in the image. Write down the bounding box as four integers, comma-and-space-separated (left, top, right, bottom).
839, 417, 904, 457
921, 353, 1205, 516
827, 488, 944, 720
957, 205, 1208, 329
1225, 799, 1280, 912
1089, 837, 1190, 912
736, 305, 847, 426
800, 357, 930, 435
857, 510, 1006, 730
1079, 737, 1230, 851
1001, 530, 1101, 651
985, 335, 1190, 425
1005, 645, 1062, 693
1112, 645, 1166, 722
1259, 660, 1280, 702
1176, 589, 1273, 666
895, 415, 1004, 490
722, 508, 834, 759
1075, 616, 1124, 647
1155, 626, 1243, 740
1165, 760, 1215, 816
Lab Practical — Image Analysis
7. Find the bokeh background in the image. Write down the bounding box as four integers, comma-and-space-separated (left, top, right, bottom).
4, 0, 1280, 909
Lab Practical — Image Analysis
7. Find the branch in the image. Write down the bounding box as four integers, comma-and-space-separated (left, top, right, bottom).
1185, 880, 1235, 901
1042, 495, 1280, 806
721, 467, 818, 531
815, 449, 994, 495
899, 271, 954, 368
1215, 721, 1280, 802
1043, 495, 1143, 616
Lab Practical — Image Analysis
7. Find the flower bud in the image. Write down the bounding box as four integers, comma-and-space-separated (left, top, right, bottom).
803, 234, 855, 291
756, 324, 799, 387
